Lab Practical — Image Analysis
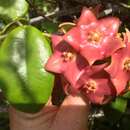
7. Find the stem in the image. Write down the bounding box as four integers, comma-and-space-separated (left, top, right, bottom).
0, 19, 27, 35
0, 34, 7, 40
29, 16, 44, 24
59, 22, 76, 28
119, 2, 130, 9
42, 32, 52, 38
29, 7, 59, 24
16, 21, 23, 26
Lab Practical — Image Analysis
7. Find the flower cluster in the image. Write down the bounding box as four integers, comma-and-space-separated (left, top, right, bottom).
45, 7, 130, 104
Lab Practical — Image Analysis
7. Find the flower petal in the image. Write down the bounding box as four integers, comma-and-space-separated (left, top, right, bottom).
45, 51, 66, 73
93, 78, 115, 96
80, 43, 102, 65
102, 36, 125, 57
45, 42, 74, 73
105, 31, 130, 95
63, 27, 81, 51
97, 17, 120, 36
51, 34, 63, 48
46, 41, 88, 88
77, 7, 97, 26
111, 73, 128, 95
64, 54, 88, 87
86, 94, 113, 104
105, 48, 129, 95
77, 64, 116, 104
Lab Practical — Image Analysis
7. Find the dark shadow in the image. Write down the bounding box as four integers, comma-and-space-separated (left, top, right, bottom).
51, 74, 66, 106
55, 41, 74, 52
89, 99, 130, 130
0, 14, 12, 23
76, 54, 88, 70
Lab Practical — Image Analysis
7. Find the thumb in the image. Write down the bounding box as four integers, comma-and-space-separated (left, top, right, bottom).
52, 95, 90, 130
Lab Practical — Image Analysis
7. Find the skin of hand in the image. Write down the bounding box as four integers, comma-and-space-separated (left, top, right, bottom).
9, 95, 89, 130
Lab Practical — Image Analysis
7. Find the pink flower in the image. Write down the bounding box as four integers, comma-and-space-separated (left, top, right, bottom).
45, 35, 88, 89
105, 30, 130, 95
63, 8, 124, 65
51, 34, 63, 48
77, 64, 116, 104
45, 8, 128, 104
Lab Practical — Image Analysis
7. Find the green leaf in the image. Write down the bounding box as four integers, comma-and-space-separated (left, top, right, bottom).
111, 97, 127, 113
42, 20, 58, 33
123, 91, 130, 99
0, 0, 28, 21
128, 0, 130, 5
0, 25, 54, 113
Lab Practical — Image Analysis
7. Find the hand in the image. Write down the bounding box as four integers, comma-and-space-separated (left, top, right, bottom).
9, 95, 90, 130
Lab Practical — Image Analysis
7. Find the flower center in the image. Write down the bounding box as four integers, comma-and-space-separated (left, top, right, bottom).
124, 59, 130, 71
62, 51, 74, 62
83, 80, 97, 93
116, 33, 121, 38
87, 31, 102, 44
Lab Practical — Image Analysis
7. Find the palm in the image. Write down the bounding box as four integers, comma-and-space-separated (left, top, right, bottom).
9, 95, 89, 130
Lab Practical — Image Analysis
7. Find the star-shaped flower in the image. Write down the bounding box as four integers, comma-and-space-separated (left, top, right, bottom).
105, 30, 130, 95
63, 7, 124, 65
77, 63, 116, 104
45, 35, 88, 89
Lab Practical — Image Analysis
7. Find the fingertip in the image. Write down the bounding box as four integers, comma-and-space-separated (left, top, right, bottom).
62, 94, 90, 107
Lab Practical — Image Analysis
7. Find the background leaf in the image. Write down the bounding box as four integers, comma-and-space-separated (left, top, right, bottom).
0, 0, 28, 21
111, 97, 127, 113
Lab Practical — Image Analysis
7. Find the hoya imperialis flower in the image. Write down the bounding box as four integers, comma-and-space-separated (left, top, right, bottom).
77, 63, 116, 104
63, 7, 124, 65
105, 30, 130, 95
45, 35, 88, 89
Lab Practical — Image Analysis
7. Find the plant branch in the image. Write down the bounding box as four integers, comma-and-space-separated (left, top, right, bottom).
0, 34, 7, 40
29, 7, 59, 24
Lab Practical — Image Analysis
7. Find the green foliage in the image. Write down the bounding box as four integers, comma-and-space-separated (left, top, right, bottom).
111, 97, 127, 113
0, 26, 54, 113
128, 0, 130, 5
0, 0, 28, 22
41, 20, 58, 33
33, 0, 56, 13
123, 91, 130, 99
